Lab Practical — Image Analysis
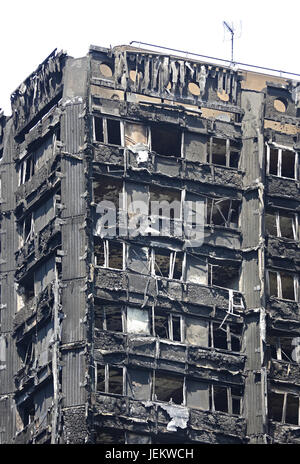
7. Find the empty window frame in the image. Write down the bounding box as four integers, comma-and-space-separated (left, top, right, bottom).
93, 116, 122, 146
206, 198, 239, 228
265, 209, 298, 240
150, 124, 182, 157
266, 145, 298, 179
154, 371, 184, 405
210, 384, 243, 415
267, 334, 300, 363
208, 261, 240, 290
152, 248, 183, 280
268, 270, 298, 301
210, 322, 242, 352
154, 311, 182, 342
268, 391, 300, 425
96, 364, 124, 395
94, 238, 124, 270
207, 137, 241, 168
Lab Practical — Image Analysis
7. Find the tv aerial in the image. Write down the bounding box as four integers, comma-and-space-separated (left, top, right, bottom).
223, 21, 242, 64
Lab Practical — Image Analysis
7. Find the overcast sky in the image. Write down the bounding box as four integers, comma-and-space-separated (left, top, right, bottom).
1, 0, 300, 114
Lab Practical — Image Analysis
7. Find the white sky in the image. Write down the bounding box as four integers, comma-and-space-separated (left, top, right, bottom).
1, 0, 300, 115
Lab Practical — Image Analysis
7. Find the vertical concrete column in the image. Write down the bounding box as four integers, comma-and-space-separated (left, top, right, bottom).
60, 57, 91, 443
240, 90, 267, 442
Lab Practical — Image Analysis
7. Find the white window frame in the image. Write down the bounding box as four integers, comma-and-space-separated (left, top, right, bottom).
268, 270, 298, 301
266, 143, 298, 180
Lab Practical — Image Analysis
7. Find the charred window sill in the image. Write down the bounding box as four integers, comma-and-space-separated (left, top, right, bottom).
15, 160, 61, 209
94, 267, 244, 312
269, 419, 300, 434
15, 360, 52, 392
15, 240, 61, 283
266, 176, 300, 200
268, 359, 300, 384
267, 297, 300, 322
94, 331, 245, 375
93, 394, 246, 439
93, 144, 124, 166
16, 220, 61, 268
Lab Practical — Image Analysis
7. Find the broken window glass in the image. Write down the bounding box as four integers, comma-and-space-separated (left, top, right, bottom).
151, 124, 182, 157
154, 371, 184, 404
207, 198, 239, 228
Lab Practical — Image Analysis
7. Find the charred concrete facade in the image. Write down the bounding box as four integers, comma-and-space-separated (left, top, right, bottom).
1, 44, 300, 444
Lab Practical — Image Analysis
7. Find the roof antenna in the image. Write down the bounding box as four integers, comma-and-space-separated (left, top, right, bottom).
223, 21, 234, 63
223, 21, 242, 65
